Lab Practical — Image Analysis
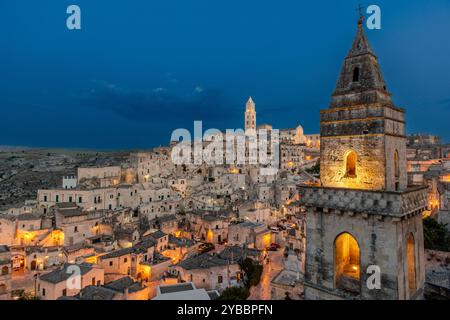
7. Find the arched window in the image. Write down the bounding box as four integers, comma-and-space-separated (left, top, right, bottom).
353, 67, 360, 82
335, 233, 360, 293
394, 150, 400, 178
1, 266, 8, 275
345, 151, 357, 178
407, 233, 416, 293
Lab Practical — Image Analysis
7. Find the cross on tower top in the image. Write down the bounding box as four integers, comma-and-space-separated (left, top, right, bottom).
357, 3, 365, 24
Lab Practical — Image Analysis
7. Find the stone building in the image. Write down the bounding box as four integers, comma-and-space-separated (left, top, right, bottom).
0, 245, 11, 300
244, 97, 256, 133
300, 16, 428, 300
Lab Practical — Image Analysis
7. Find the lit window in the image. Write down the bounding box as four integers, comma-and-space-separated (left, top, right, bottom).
407, 233, 416, 293
345, 151, 357, 178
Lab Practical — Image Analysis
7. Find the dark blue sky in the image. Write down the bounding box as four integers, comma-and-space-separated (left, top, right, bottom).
1, 0, 450, 150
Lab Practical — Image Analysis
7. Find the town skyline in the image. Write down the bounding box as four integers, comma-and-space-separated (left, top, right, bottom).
1, 2, 450, 303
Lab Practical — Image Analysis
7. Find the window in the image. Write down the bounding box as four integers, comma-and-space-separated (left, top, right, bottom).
109, 261, 113, 266
394, 150, 400, 178
1, 266, 8, 275
124, 258, 128, 263
42, 288, 46, 296
352, 67, 360, 82
55, 195, 59, 203
407, 233, 416, 293
62, 289, 67, 296
44, 196, 47, 202
345, 151, 357, 178
92, 277, 96, 286
78, 197, 82, 203
335, 232, 360, 293
69, 196, 73, 202
218, 275, 223, 284
74, 226, 78, 233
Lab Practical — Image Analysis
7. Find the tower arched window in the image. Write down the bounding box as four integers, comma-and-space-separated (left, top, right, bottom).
352, 67, 360, 82
345, 151, 357, 178
335, 232, 360, 292
394, 150, 400, 178
407, 233, 416, 293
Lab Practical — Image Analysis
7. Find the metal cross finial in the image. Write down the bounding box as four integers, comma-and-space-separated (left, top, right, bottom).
357, 3, 365, 24
357, 3, 364, 17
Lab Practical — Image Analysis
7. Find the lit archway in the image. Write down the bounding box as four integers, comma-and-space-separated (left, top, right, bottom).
335, 232, 360, 292
345, 151, 357, 178
407, 233, 416, 293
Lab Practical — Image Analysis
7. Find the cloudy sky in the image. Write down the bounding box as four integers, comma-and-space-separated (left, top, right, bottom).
1, 0, 450, 149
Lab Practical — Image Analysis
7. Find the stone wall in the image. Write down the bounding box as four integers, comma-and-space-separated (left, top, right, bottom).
320, 135, 386, 190
301, 186, 427, 300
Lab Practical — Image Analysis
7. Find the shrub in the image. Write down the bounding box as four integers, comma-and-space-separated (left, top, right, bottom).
218, 286, 249, 300
423, 217, 450, 252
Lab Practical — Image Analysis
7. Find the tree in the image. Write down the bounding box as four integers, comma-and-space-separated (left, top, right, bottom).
306, 160, 320, 175
239, 258, 263, 287
217, 286, 249, 300
423, 217, 450, 252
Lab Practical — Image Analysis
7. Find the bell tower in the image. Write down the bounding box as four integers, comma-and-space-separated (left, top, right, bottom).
301, 16, 427, 300
245, 96, 256, 133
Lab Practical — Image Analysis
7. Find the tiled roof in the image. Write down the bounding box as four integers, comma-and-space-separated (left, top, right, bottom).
104, 277, 144, 293
39, 263, 93, 284
176, 253, 231, 270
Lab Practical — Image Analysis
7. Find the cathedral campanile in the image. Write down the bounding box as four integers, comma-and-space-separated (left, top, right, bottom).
245, 97, 256, 133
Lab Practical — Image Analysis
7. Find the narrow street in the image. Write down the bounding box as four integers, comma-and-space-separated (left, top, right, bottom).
247, 249, 284, 300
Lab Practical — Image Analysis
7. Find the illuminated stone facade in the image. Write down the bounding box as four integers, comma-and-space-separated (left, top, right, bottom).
301, 17, 428, 300
244, 96, 256, 133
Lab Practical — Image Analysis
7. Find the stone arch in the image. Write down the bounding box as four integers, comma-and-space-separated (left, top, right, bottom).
407, 233, 416, 293
334, 232, 361, 292
345, 150, 357, 178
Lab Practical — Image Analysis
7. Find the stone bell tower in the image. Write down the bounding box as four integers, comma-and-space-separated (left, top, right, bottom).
301, 16, 428, 300
245, 97, 256, 133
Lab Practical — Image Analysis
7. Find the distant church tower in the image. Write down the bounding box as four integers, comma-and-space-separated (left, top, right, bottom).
245, 97, 256, 133
301, 16, 428, 300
